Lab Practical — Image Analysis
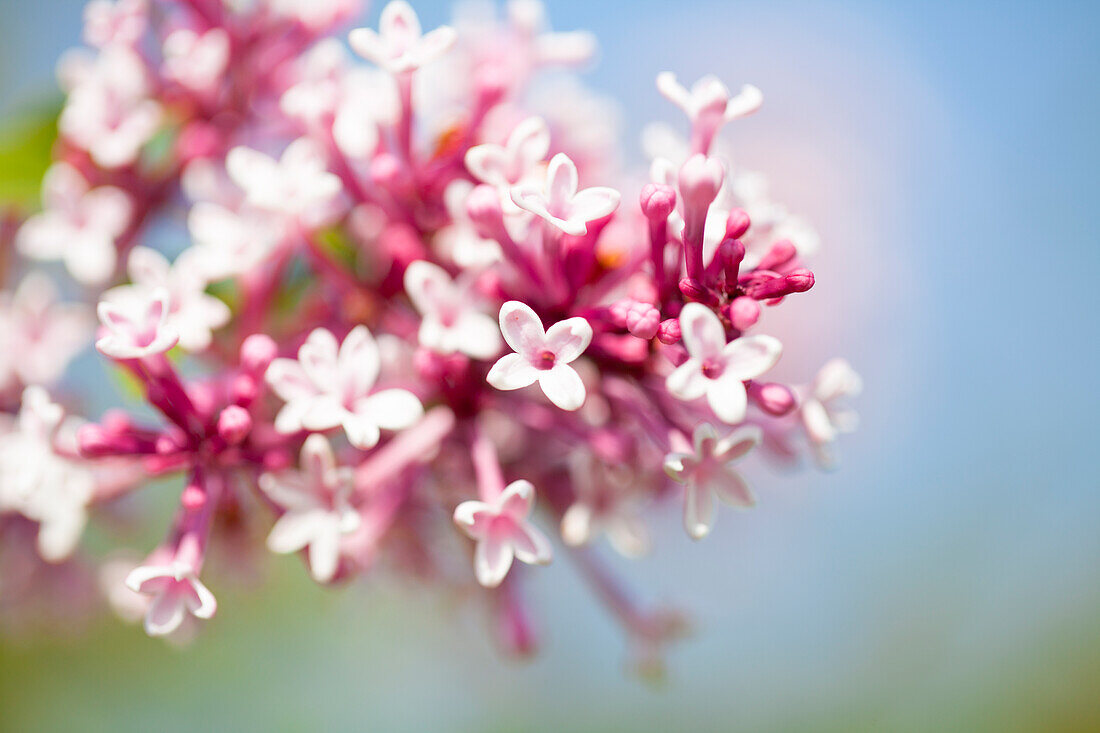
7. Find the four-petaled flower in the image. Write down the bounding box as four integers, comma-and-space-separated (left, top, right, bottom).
0, 272, 94, 391
465, 116, 550, 191
125, 561, 217, 637
801, 358, 862, 458
664, 423, 761, 540
349, 0, 457, 74
225, 139, 343, 224
104, 247, 230, 352
16, 162, 132, 284
265, 326, 424, 449
259, 434, 360, 583
656, 72, 762, 149
95, 287, 180, 360
403, 260, 502, 359
487, 301, 592, 411
453, 479, 552, 587
162, 28, 230, 95
666, 303, 782, 424
560, 456, 649, 558
510, 153, 620, 236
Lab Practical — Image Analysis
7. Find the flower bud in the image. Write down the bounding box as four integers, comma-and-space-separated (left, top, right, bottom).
217, 405, 252, 446
725, 208, 751, 240
749, 382, 797, 416
677, 154, 724, 221
639, 183, 676, 221
657, 318, 681, 344
240, 334, 277, 374
726, 296, 760, 330
756, 239, 797, 272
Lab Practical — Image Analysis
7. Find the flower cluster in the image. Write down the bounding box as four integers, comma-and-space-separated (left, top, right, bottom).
0, 0, 859, 670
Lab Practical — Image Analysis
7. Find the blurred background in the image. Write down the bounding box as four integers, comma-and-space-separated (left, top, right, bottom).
1, 0, 1097, 731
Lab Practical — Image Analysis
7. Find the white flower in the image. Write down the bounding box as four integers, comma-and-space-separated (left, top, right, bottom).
656, 72, 763, 127
666, 303, 782, 424
225, 139, 343, 224
0, 272, 94, 390
95, 286, 180, 360
403, 260, 501, 359
510, 153, 620, 236
434, 180, 502, 267
162, 28, 230, 94
125, 561, 217, 637
349, 1, 457, 74
260, 434, 360, 582
465, 116, 550, 190
58, 47, 162, 168
83, 0, 148, 48
265, 326, 424, 449
801, 358, 862, 447
664, 423, 761, 540
453, 479, 553, 588
487, 301, 592, 411
15, 162, 131, 284
104, 247, 230, 352
187, 202, 281, 279
0, 387, 94, 561
560, 456, 649, 558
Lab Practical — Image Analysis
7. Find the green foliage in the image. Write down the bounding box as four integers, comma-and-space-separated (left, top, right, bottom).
0, 100, 61, 209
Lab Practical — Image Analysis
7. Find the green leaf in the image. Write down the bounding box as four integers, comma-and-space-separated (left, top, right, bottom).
0, 100, 61, 209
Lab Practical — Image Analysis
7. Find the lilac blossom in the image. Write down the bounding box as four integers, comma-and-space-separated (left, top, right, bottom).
0, 0, 860, 671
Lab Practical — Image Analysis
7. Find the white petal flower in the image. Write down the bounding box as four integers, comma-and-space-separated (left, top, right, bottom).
465, 116, 550, 190
666, 303, 782, 424
349, 0, 457, 74
0, 272, 94, 390
487, 301, 592, 411
83, 0, 148, 48
162, 28, 229, 94
95, 287, 179, 360
453, 479, 553, 588
560, 455, 649, 558
510, 153, 620, 236
265, 326, 424, 449
125, 561, 217, 637
657, 72, 762, 151
403, 260, 502, 359
187, 202, 281, 279
664, 423, 761, 539
104, 247, 230, 352
16, 162, 131, 284
260, 434, 360, 583
0, 387, 94, 561
225, 139, 343, 224
801, 358, 862, 447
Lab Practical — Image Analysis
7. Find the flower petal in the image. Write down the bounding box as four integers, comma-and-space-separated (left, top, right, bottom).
144, 592, 185, 636
499, 479, 535, 519
679, 302, 725, 360
544, 317, 592, 364
487, 352, 539, 391
498, 300, 546, 357
511, 521, 553, 565
723, 334, 782, 381
359, 388, 423, 430
537, 363, 586, 411
705, 373, 749, 424
666, 358, 708, 401
683, 483, 715, 540
711, 469, 755, 509
474, 534, 514, 588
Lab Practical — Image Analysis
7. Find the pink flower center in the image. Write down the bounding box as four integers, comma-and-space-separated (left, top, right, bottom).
535, 349, 557, 371
701, 358, 725, 379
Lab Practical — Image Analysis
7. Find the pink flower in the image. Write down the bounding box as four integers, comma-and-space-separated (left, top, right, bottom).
104, 247, 230, 352
349, 0, 457, 74
95, 287, 180, 360
453, 479, 552, 587
0, 272, 94, 390
125, 561, 217, 637
260, 434, 360, 583
663, 423, 761, 540
487, 301, 592, 411
16, 162, 132, 284
83, 0, 147, 48
265, 326, 424, 449
510, 153, 620, 236
560, 456, 649, 558
465, 116, 550, 191
403, 260, 501, 359
666, 303, 782, 424
187, 202, 280, 279
225, 139, 343, 224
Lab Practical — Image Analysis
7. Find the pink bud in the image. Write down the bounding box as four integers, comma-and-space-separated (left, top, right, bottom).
725, 208, 751, 240
727, 296, 760, 330
181, 484, 206, 511
77, 424, 114, 458
678, 277, 716, 305
240, 334, 277, 374
756, 239, 797, 272
231, 374, 259, 406
639, 183, 676, 221
677, 154, 724, 218
657, 318, 681, 344
217, 405, 252, 445
749, 382, 797, 416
